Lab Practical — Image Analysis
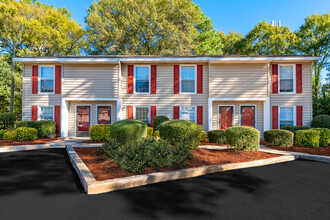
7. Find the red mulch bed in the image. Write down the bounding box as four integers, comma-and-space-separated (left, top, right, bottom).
81, 140, 105, 144
0, 138, 62, 147
74, 147, 280, 181
260, 140, 330, 157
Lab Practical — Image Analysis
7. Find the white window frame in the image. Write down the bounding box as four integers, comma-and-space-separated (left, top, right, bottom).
278, 105, 296, 128
133, 106, 151, 123
278, 64, 296, 94
96, 104, 112, 124
134, 65, 151, 94
74, 104, 92, 137
180, 64, 197, 94
239, 104, 257, 128
38, 105, 54, 121
38, 65, 55, 94
217, 105, 235, 129
179, 106, 197, 123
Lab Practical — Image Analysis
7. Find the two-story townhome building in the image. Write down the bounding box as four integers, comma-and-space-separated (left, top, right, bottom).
14, 55, 320, 138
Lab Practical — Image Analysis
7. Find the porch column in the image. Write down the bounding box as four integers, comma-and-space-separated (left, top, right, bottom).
116, 98, 122, 122
61, 99, 69, 137
263, 98, 270, 131
208, 98, 213, 131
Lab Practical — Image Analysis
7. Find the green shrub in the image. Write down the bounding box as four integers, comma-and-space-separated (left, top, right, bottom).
16, 121, 56, 138
310, 128, 330, 147
208, 130, 227, 144
147, 127, 153, 139
200, 131, 206, 142
152, 116, 169, 130
153, 130, 160, 138
0, 113, 16, 129
99, 138, 121, 159
15, 127, 38, 141
281, 125, 309, 134
159, 120, 203, 149
312, 115, 330, 129
171, 141, 193, 164
90, 124, 111, 141
264, 129, 294, 147
0, 130, 6, 139
146, 139, 173, 168
3, 130, 17, 140
295, 130, 320, 148
226, 126, 260, 151
110, 119, 148, 144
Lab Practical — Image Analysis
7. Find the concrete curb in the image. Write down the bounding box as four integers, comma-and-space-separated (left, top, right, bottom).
0, 144, 65, 153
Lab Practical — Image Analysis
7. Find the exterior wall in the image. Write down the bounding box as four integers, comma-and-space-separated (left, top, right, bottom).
67, 101, 117, 137
269, 62, 313, 127
121, 63, 209, 131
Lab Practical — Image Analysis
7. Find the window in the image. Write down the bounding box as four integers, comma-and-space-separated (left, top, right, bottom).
279, 107, 294, 127
180, 106, 196, 122
135, 66, 150, 93
180, 66, 196, 93
279, 65, 295, 93
97, 106, 111, 124
39, 66, 55, 93
135, 107, 149, 123
39, 106, 54, 121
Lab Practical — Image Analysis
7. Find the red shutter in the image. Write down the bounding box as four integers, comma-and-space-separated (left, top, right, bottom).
151, 65, 157, 94
272, 64, 278, 94
32, 66, 38, 94
173, 106, 180, 119
173, 65, 180, 94
55, 65, 61, 94
127, 65, 134, 94
197, 65, 203, 94
296, 106, 303, 126
54, 106, 60, 134
32, 106, 38, 121
296, 64, 302, 93
150, 106, 156, 127
197, 106, 203, 125
127, 106, 133, 119
272, 106, 278, 129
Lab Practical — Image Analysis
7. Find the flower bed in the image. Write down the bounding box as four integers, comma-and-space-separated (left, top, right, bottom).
0, 138, 61, 146
74, 147, 280, 181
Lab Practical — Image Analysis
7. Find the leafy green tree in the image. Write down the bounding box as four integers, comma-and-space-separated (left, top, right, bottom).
218, 31, 243, 55
85, 0, 201, 55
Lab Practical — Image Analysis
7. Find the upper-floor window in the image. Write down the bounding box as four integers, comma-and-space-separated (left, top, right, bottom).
135, 66, 150, 93
180, 65, 196, 93
279, 65, 295, 93
135, 106, 149, 123
39, 66, 55, 93
39, 106, 54, 121
279, 107, 294, 127
180, 106, 196, 122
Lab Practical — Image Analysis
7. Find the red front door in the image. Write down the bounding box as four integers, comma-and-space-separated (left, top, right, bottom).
241, 106, 255, 127
77, 106, 90, 132
219, 106, 233, 129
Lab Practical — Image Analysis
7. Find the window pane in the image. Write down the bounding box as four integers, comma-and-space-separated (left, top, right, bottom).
280, 79, 293, 92
98, 106, 111, 124
181, 107, 195, 122
136, 67, 149, 80
40, 80, 54, 93
136, 80, 149, 93
40, 67, 54, 79
280, 107, 293, 121
40, 107, 53, 120
280, 121, 294, 126
279, 66, 293, 79
181, 67, 195, 80
136, 107, 149, 123
181, 80, 195, 93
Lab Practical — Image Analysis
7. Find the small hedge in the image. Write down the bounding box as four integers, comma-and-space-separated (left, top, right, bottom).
281, 125, 309, 134
16, 121, 56, 138
208, 130, 227, 144
200, 131, 206, 142
3, 130, 17, 140
110, 119, 148, 144
312, 115, 330, 129
295, 130, 320, 148
310, 128, 330, 147
15, 127, 38, 141
0, 112, 16, 129
152, 116, 169, 131
226, 126, 260, 151
153, 130, 160, 138
264, 129, 294, 147
147, 127, 153, 139
90, 124, 111, 141
0, 130, 6, 139
159, 120, 203, 149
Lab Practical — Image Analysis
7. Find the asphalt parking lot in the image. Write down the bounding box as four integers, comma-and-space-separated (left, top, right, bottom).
0, 149, 329, 220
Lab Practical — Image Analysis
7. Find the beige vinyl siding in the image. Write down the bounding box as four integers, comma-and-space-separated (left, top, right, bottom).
62, 64, 119, 99
121, 63, 209, 131
67, 101, 117, 137
269, 62, 313, 128
209, 63, 268, 98
22, 64, 61, 121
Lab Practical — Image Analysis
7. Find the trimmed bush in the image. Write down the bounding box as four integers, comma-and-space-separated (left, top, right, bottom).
15, 127, 38, 141
100, 138, 121, 159
226, 126, 260, 151
0, 113, 16, 129
264, 129, 294, 147
3, 130, 17, 140
312, 115, 330, 129
110, 119, 148, 144
146, 139, 173, 168
153, 130, 160, 138
200, 131, 206, 142
171, 141, 193, 164
295, 130, 320, 148
152, 116, 169, 131
208, 130, 227, 144
16, 121, 56, 138
159, 120, 203, 149
310, 128, 330, 147
147, 127, 153, 139
0, 130, 6, 139
281, 125, 309, 134
90, 124, 111, 141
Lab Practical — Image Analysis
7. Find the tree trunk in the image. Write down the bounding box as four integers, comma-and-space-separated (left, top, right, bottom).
10, 45, 15, 113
